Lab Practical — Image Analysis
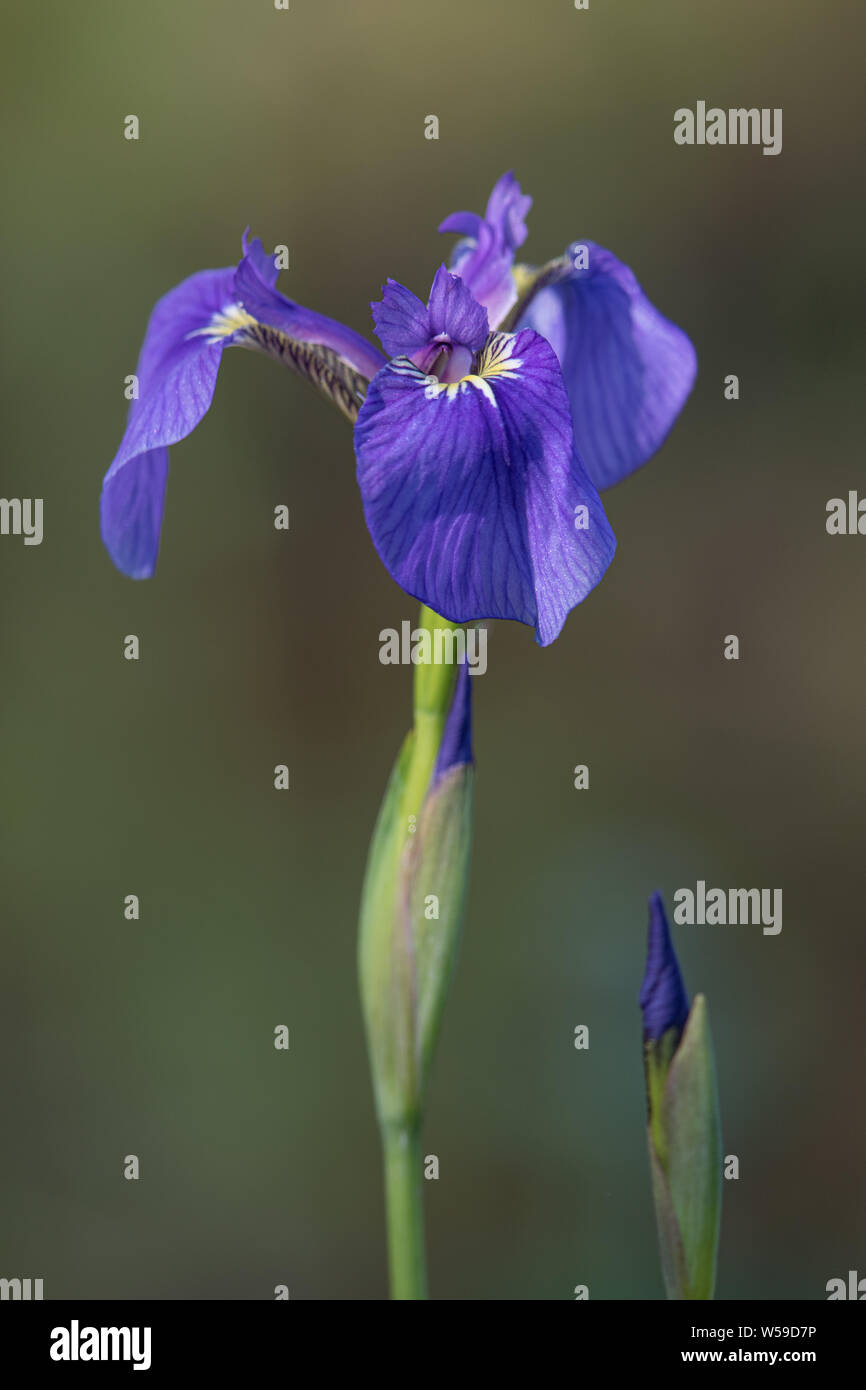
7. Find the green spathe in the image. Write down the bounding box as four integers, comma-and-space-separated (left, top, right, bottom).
647, 995, 722, 1299
358, 607, 473, 1300
358, 606, 473, 1128
358, 741, 473, 1125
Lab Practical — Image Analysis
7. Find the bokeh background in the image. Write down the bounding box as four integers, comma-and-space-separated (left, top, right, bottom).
2, 0, 864, 1300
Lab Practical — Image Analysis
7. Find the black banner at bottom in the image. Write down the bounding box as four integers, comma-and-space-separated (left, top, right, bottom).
1, 1298, 860, 1375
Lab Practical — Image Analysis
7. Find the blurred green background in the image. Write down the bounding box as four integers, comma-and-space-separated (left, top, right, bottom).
2, 0, 864, 1300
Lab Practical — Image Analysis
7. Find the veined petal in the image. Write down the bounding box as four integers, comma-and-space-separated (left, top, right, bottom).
439, 172, 532, 329
101, 446, 169, 582
102, 237, 385, 579
426, 265, 488, 351
513, 242, 697, 490
371, 278, 431, 358
100, 265, 238, 578
354, 329, 616, 646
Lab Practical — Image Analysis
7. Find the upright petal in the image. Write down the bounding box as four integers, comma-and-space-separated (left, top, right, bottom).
483, 171, 532, 255
425, 266, 488, 352
371, 267, 487, 365
438, 172, 532, 329
371, 279, 431, 359
240, 227, 280, 289
515, 243, 697, 490
354, 329, 616, 646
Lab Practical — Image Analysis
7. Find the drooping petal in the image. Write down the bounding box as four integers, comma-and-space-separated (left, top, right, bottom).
100, 265, 239, 578
438, 172, 532, 328
515, 243, 697, 490
101, 446, 169, 582
354, 329, 616, 646
102, 237, 386, 578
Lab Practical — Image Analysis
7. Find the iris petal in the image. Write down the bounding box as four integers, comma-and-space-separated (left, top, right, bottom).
102, 238, 385, 579
371, 267, 488, 362
371, 279, 431, 358
100, 266, 238, 578
483, 172, 532, 254
515, 242, 697, 490
101, 446, 169, 582
439, 172, 532, 329
354, 329, 616, 646
240, 227, 280, 289
426, 265, 488, 351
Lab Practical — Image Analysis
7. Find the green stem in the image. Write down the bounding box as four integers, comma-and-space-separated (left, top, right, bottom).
383, 1120, 427, 1300
365, 604, 464, 1301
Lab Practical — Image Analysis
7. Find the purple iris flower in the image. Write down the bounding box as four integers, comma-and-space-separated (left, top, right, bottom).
639, 892, 690, 1043
101, 174, 695, 644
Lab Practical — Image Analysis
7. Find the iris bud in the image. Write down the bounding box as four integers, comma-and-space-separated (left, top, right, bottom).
358, 609, 474, 1129
640, 893, 722, 1300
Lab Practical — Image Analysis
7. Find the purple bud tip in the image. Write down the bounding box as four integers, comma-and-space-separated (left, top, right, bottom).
432, 663, 473, 785
639, 892, 690, 1042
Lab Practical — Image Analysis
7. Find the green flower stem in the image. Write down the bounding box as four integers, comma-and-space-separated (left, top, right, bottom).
361, 604, 462, 1301
378, 606, 454, 1300
383, 1120, 427, 1301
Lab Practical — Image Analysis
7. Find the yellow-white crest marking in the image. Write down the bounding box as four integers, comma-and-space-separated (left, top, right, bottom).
187, 303, 259, 346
